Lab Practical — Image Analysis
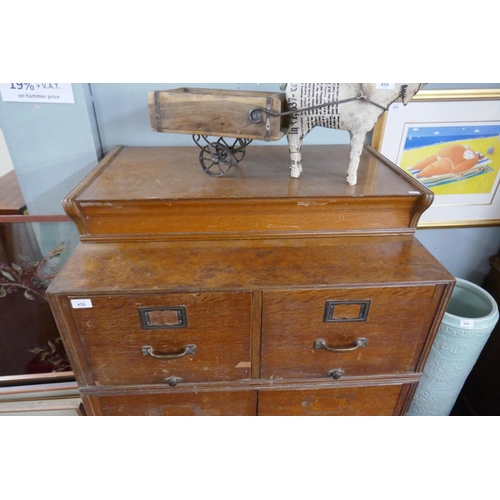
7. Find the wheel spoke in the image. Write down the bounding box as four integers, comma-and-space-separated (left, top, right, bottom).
196, 137, 251, 175
199, 143, 234, 177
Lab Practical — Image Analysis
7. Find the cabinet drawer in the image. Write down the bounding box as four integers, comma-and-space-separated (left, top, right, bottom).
258, 386, 403, 416
261, 287, 435, 380
69, 292, 252, 386
93, 391, 257, 416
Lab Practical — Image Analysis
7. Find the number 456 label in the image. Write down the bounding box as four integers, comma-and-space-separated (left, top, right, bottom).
71, 299, 93, 309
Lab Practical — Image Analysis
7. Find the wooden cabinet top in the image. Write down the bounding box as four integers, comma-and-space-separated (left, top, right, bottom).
0, 170, 26, 215
48, 236, 454, 295
64, 145, 433, 241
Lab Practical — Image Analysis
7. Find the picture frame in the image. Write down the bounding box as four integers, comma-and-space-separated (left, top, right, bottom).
372, 88, 500, 228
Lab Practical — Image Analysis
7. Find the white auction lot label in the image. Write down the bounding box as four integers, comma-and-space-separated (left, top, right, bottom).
71, 299, 93, 309
460, 319, 475, 328
0, 83, 75, 103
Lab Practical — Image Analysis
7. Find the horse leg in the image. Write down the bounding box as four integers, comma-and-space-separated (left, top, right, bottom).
287, 128, 306, 178
346, 131, 368, 186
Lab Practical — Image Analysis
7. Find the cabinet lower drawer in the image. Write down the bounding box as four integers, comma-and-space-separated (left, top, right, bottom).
91, 391, 258, 416
86, 385, 405, 416
69, 292, 252, 385
261, 286, 435, 380
258, 385, 404, 416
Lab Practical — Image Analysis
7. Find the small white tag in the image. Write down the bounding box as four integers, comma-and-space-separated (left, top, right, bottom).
71, 299, 93, 309
376, 83, 395, 90
460, 319, 475, 328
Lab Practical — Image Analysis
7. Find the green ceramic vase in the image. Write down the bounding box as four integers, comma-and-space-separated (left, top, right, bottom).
408, 278, 499, 417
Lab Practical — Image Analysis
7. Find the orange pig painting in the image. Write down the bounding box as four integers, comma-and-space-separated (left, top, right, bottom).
413, 144, 483, 178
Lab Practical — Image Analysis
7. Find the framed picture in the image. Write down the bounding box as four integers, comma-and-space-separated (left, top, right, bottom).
372, 88, 500, 228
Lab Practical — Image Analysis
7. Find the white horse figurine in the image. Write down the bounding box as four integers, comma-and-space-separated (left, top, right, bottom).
281, 83, 425, 185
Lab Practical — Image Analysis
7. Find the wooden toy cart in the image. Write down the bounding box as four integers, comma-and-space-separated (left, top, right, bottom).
148, 88, 288, 177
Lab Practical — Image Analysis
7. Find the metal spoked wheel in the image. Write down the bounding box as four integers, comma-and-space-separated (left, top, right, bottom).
193, 135, 253, 177
230, 138, 252, 164
199, 142, 233, 177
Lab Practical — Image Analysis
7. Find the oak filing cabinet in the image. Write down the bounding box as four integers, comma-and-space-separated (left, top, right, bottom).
47, 144, 455, 416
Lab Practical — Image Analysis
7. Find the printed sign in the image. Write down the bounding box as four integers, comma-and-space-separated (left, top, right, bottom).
0, 83, 75, 104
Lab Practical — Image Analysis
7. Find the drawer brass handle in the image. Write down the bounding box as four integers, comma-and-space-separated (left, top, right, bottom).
315, 338, 368, 353
328, 369, 344, 380
141, 344, 197, 360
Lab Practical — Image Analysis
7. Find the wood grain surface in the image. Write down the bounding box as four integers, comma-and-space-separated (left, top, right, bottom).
46, 145, 455, 416
148, 88, 285, 141
62, 145, 432, 240
0, 170, 26, 215
258, 385, 403, 416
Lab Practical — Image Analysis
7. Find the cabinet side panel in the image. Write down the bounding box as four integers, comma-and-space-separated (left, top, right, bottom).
412, 283, 455, 373
46, 294, 95, 387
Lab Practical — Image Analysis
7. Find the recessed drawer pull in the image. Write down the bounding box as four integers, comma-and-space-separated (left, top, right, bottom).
314, 338, 368, 353
141, 344, 197, 360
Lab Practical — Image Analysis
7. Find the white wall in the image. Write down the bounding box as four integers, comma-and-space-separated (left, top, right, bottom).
0, 84, 102, 215
1, 83, 499, 285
